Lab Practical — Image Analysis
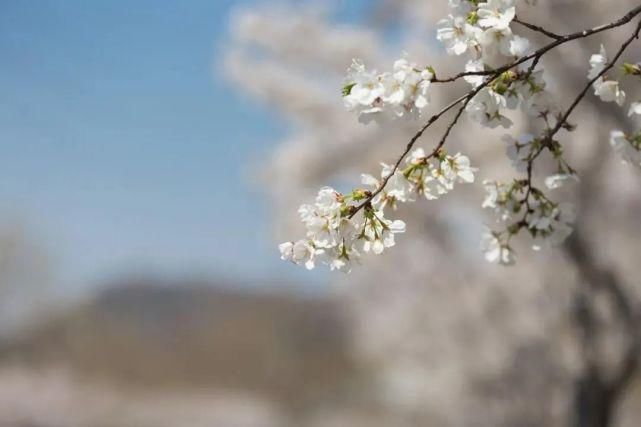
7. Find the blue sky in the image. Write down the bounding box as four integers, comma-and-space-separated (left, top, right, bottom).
0, 0, 370, 292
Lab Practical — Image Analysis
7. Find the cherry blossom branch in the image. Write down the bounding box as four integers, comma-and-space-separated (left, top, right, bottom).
431, 4, 641, 84
348, 90, 479, 219
345, 93, 467, 218
508, 17, 641, 235
541, 34, 639, 187
360, 7, 641, 220
281, 1, 641, 272
550, 19, 641, 139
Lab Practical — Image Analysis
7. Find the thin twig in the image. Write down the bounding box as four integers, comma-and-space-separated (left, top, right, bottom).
513, 17, 563, 40
349, 84, 486, 219
432, 5, 641, 84
348, 93, 469, 218
549, 19, 641, 139
350, 6, 641, 218
515, 19, 641, 235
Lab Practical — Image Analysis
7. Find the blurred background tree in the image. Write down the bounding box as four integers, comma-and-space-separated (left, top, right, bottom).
225, 1, 641, 426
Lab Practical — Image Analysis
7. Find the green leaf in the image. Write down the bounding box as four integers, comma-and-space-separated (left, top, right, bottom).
342, 83, 356, 97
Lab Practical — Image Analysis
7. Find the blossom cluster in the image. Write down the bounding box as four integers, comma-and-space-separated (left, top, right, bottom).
280, 0, 640, 271
481, 178, 576, 264
278, 187, 406, 273
437, 0, 529, 62
589, 45, 641, 167
589, 45, 626, 106
438, 0, 559, 129
279, 149, 476, 271
342, 58, 434, 123
481, 121, 581, 260
437, 0, 578, 263
611, 127, 641, 166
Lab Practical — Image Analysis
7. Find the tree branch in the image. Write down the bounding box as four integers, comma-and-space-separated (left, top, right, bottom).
513, 17, 563, 40
348, 92, 471, 218
432, 5, 641, 84
549, 19, 641, 139
564, 228, 640, 403
510, 18, 641, 232
349, 6, 641, 219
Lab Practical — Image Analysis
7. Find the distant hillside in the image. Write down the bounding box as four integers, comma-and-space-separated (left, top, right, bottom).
0, 281, 359, 408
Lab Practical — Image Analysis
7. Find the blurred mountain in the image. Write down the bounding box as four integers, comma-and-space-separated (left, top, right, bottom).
0, 281, 359, 409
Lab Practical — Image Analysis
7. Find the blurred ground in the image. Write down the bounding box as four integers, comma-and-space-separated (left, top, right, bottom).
0, 281, 366, 427
0, 281, 640, 427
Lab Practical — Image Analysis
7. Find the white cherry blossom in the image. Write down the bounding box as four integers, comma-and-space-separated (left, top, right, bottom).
629, 102, 641, 117
442, 153, 476, 183
588, 45, 608, 79
437, 15, 482, 56
481, 229, 515, 265
530, 202, 576, 250
479, 27, 515, 60
344, 60, 384, 109
464, 59, 486, 87
482, 180, 522, 221
361, 211, 406, 255
593, 78, 626, 106
545, 173, 579, 190
343, 57, 434, 123
280, 0, 641, 271
503, 133, 535, 172
610, 130, 641, 166
279, 240, 321, 270
477, 0, 516, 30
508, 35, 530, 57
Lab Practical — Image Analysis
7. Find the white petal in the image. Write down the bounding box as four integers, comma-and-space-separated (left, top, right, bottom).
388, 220, 406, 233
372, 239, 385, 255
629, 102, 641, 117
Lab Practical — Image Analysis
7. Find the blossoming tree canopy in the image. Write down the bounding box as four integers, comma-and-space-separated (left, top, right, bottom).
279, 0, 641, 272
